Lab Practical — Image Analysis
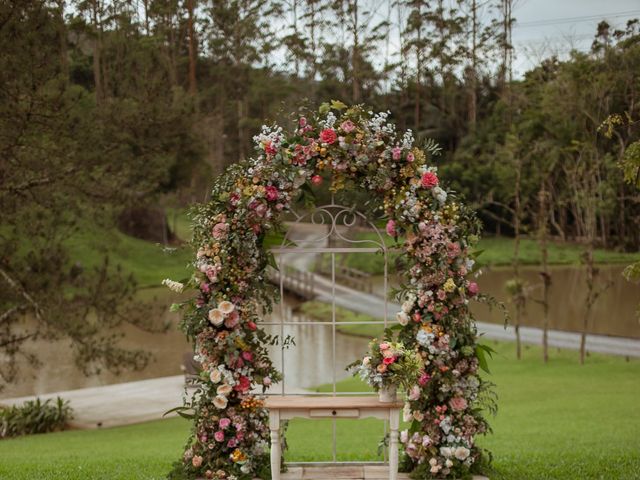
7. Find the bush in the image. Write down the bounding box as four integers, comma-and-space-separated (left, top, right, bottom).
0, 397, 73, 438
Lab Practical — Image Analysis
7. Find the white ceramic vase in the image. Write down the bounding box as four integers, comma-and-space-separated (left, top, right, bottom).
378, 385, 397, 402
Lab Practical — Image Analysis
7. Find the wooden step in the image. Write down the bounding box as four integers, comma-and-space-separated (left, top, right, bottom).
279, 465, 489, 480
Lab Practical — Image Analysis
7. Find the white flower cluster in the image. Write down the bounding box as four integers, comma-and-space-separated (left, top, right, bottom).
396, 293, 417, 325
401, 129, 415, 149
321, 111, 337, 128
416, 329, 436, 347
367, 110, 396, 136
252, 124, 284, 149
162, 278, 184, 293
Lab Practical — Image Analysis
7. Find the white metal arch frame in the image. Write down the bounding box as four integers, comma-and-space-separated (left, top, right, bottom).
260, 199, 397, 465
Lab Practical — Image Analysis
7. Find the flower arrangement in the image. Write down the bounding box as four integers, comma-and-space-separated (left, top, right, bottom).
166, 101, 494, 480
350, 340, 421, 400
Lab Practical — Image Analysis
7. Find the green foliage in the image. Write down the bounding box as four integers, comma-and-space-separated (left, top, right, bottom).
0, 398, 73, 439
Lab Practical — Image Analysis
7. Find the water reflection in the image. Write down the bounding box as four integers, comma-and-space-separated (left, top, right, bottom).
263, 305, 370, 391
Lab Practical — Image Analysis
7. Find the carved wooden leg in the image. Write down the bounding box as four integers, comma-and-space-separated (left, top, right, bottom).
389, 409, 399, 480
269, 410, 281, 480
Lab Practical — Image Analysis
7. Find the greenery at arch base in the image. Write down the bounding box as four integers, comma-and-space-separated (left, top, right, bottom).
168, 102, 496, 480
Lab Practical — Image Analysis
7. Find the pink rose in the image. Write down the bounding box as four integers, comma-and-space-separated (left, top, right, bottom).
392, 146, 402, 161
467, 281, 479, 296
340, 120, 355, 133
227, 438, 237, 448
319, 128, 337, 144
407, 152, 415, 162
241, 351, 253, 362
263, 376, 272, 386
265, 185, 278, 202
192, 455, 203, 467
421, 172, 439, 188
408, 385, 421, 401
214, 430, 225, 442
311, 174, 323, 185
224, 310, 240, 329
449, 396, 468, 412
264, 141, 277, 156
254, 203, 267, 217
299, 117, 307, 127
234, 375, 251, 393
212, 222, 229, 240
379, 342, 390, 350
385, 219, 397, 237
418, 372, 431, 386
219, 418, 231, 429
200, 282, 211, 294
247, 321, 257, 331
383, 356, 396, 365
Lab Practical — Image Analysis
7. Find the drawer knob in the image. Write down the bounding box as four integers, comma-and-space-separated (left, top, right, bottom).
332, 410, 337, 415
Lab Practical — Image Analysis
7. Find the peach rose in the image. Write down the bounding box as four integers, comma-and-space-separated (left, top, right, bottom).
208, 308, 225, 326
449, 396, 468, 412
218, 301, 235, 314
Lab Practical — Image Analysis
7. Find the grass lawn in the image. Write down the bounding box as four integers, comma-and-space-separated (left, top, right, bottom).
1, 342, 638, 479
337, 232, 640, 275
65, 222, 193, 289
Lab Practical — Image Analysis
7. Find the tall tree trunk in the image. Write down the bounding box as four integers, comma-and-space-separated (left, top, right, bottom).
467, 0, 477, 129
538, 179, 551, 363
351, 1, 361, 103
91, 0, 103, 104
513, 156, 523, 359
187, 0, 198, 96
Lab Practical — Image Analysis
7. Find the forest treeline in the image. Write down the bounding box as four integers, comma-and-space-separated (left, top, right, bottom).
3, 1, 639, 246
1, 1, 639, 379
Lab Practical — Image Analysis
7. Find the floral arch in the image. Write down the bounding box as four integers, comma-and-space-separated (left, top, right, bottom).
170, 102, 493, 480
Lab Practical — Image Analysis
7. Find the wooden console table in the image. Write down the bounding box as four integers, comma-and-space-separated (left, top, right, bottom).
264, 396, 404, 480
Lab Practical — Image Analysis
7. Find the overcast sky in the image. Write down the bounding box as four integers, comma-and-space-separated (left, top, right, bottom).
511, 0, 640, 75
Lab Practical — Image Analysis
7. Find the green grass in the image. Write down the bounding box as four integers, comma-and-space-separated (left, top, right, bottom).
1, 341, 638, 479
299, 301, 385, 338
65, 223, 193, 288
339, 233, 640, 275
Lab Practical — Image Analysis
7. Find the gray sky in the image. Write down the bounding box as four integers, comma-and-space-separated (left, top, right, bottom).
511, 0, 640, 75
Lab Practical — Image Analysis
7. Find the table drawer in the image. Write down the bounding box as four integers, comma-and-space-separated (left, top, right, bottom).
309, 408, 360, 418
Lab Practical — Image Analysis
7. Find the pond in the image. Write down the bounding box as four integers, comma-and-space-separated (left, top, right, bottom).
4, 265, 637, 399
371, 264, 639, 339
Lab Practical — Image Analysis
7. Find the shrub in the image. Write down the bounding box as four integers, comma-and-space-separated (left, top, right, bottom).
0, 397, 73, 438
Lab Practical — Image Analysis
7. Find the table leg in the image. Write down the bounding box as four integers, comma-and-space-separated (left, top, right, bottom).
269, 410, 281, 480
389, 409, 399, 480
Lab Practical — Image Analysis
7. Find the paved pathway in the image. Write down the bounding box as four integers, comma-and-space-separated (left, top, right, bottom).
0, 377, 311, 429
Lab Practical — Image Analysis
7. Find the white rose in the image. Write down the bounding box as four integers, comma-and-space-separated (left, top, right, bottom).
208, 308, 225, 326
429, 458, 438, 467
401, 300, 413, 313
454, 446, 470, 461
212, 395, 228, 409
210, 369, 222, 383
445, 459, 453, 468
400, 429, 409, 443
363, 356, 371, 367
217, 384, 233, 396
396, 311, 409, 326
218, 301, 235, 315
440, 447, 453, 458
403, 403, 412, 422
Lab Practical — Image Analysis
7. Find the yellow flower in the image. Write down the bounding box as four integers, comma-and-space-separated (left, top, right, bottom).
443, 278, 456, 293
231, 449, 247, 463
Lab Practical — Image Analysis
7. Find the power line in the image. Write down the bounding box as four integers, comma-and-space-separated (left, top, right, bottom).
516, 9, 640, 28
